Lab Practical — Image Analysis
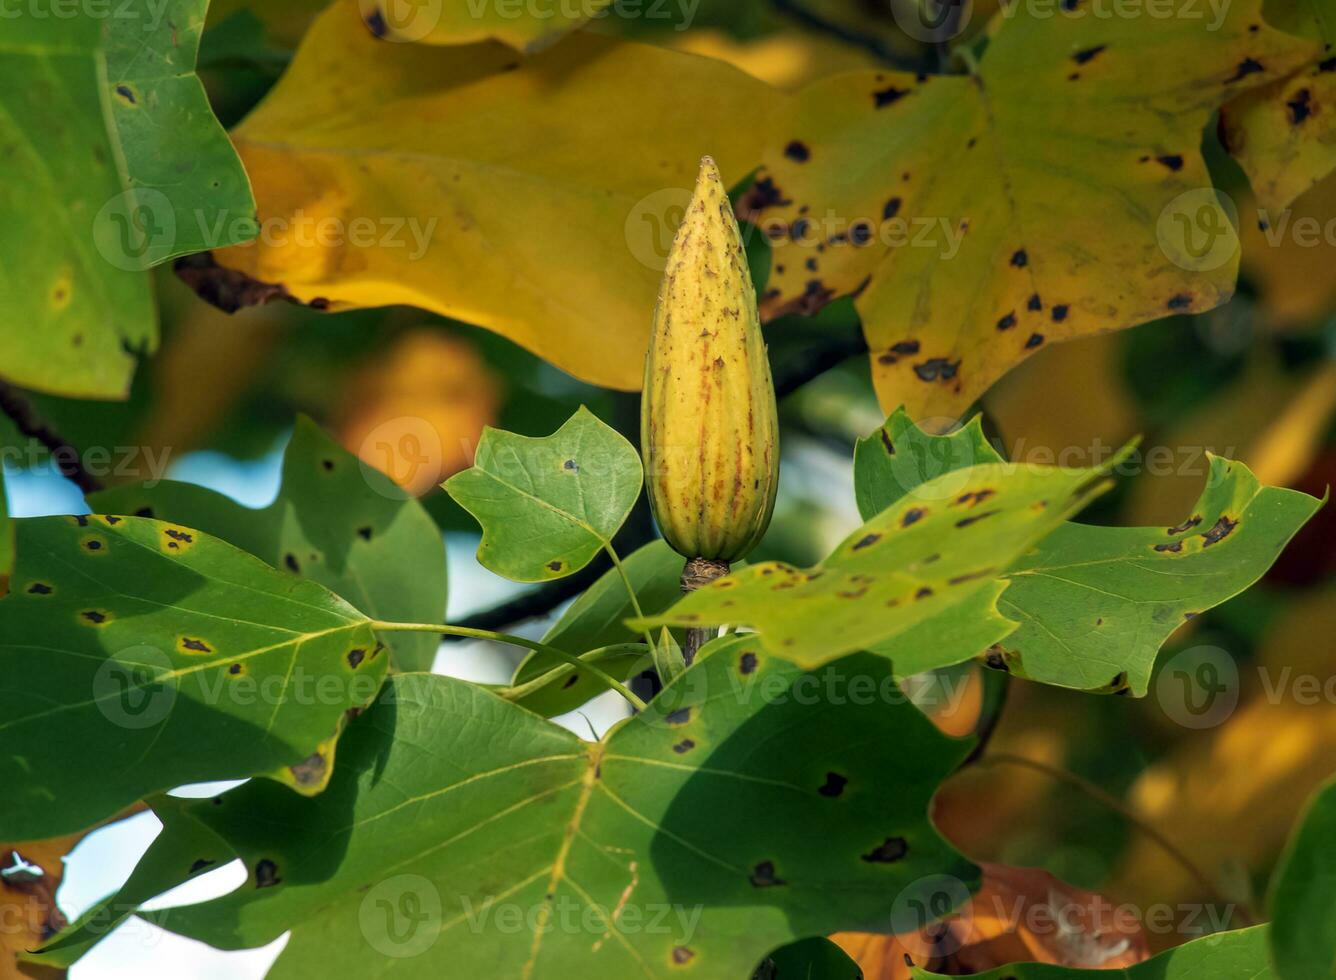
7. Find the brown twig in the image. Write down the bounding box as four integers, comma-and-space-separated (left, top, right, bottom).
0, 381, 103, 495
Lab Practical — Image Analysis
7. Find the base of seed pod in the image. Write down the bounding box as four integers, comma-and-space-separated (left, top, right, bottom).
680, 557, 730, 664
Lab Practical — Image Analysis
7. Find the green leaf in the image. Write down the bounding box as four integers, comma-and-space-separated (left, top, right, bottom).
854, 410, 1322, 694
653, 629, 687, 687
1269, 776, 1336, 979
636, 450, 1131, 669
90, 417, 447, 672
0, 515, 386, 839
26, 794, 234, 969
914, 924, 1275, 979
745, 0, 1316, 421
503, 644, 650, 719
507, 540, 685, 716
998, 456, 1321, 694
143, 644, 976, 978
445, 407, 644, 583
853, 411, 1003, 519
0, 0, 254, 398
762, 937, 864, 979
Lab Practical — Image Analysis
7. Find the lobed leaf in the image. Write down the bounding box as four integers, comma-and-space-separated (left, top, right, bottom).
200, 0, 779, 392
636, 450, 1130, 668
90, 417, 447, 672
743, 0, 1316, 421
445, 408, 644, 583
0, 515, 386, 839
0, 0, 254, 398
855, 410, 1322, 694
133, 645, 975, 978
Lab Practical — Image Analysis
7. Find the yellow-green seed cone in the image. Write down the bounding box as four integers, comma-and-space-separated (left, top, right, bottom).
641, 156, 779, 563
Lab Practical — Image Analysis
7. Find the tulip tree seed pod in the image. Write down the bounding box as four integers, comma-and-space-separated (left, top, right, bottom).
641, 156, 780, 566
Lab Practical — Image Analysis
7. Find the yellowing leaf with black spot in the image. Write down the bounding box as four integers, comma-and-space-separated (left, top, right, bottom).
743, 0, 1316, 421
110, 653, 976, 979
202, 0, 780, 392
0, 516, 387, 840
357, 0, 615, 48
637, 447, 1131, 667
1221, 0, 1336, 210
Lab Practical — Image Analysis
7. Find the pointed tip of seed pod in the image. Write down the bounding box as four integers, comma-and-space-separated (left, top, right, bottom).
695, 155, 723, 194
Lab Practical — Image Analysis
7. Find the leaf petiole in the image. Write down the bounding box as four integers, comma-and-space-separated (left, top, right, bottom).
370, 620, 649, 711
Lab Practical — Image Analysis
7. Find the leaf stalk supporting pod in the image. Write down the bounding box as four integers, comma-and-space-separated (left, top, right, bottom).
641, 156, 780, 663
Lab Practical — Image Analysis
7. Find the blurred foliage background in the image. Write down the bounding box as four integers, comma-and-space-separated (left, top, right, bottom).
2, 0, 1333, 975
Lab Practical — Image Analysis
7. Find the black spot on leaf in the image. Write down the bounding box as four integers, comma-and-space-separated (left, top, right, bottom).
884, 197, 902, 219
913, 358, 960, 382
1025, 333, 1045, 349
1167, 293, 1193, 310
1051, 304, 1069, 322
1168, 516, 1202, 534
1027, 293, 1042, 311
996, 311, 1017, 331
1157, 154, 1184, 171
1010, 249, 1028, 267
784, 140, 811, 162
1227, 57, 1265, 82
739, 652, 759, 675
749, 861, 786, 887
1288, 88, 1313, 124
672, 739, 696, 754
254, 860, 282, 888
347, 648, 366, 669
819, 772, 848, 798
873, 85, 909, 107
1072, 45, 1106, 64
902, 508, 926, 527
852, 533, 882, 550
1202, 515, 1238, 546
1153, 541, 1183, 553
861, 837, 909, 863
26, 583, 52, 595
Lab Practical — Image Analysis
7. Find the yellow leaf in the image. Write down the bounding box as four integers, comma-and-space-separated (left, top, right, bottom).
742, 2, 1317, 422
207, 0, 613, 50
1240, 172, 1336, 328
670, 28, 884, 90
1220, 0, 1336, 210
208, 1, 780, 391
